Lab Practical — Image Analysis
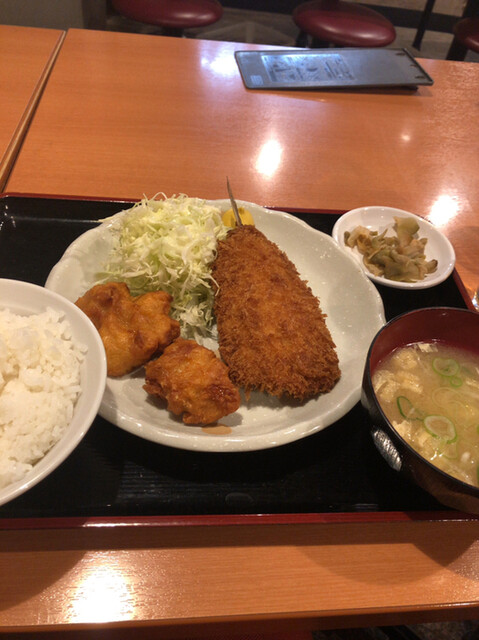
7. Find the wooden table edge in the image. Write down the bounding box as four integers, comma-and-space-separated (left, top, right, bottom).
2, 601, 479, 637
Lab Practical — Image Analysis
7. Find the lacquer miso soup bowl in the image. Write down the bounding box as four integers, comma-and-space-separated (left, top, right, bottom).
361, 307, 479, 514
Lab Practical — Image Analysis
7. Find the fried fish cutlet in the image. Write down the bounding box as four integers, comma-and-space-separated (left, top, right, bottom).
211, 225, 341, 401
144, 338, 241, 425
76, 282, 180, 377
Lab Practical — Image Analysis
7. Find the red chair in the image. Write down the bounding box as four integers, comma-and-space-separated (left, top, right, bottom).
447, 16, 479, 59
293, 0, 396, 48
111, 0, 223, 37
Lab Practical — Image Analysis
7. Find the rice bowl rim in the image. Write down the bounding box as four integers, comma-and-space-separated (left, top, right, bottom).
0, 278, 107, 507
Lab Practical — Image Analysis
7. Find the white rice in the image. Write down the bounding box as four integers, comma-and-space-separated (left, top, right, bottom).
0, 307, 86, 489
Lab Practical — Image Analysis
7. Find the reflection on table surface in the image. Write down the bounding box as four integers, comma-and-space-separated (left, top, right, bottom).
1, 515, 479, 635
6, 29, 479, 306
2, 27, 479, 636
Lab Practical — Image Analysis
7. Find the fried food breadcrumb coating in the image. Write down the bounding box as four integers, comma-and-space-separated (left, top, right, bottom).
211, 225, 341, 400
144, 338, 241, 425
76, 282, 180, 377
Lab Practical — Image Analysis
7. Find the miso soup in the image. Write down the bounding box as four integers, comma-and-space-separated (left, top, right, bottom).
372, 342, 479, 488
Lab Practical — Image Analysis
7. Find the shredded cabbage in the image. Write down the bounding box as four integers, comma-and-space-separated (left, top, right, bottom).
96, 194, 228, 340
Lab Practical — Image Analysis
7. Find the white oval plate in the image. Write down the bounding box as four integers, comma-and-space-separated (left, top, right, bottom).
46, 200, 385, 452
0, 279, 107, 506
332, 206, 456, 290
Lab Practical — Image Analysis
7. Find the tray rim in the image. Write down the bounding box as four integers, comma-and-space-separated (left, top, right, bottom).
1, 510, 478, 531
0, 192, 475, 529
1, 190, 347, 215
3, 192, 472, 311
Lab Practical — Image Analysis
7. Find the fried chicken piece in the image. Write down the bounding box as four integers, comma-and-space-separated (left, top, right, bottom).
211, 225, 341, 401
76, 282, 180, 376
144, 338, 241, 425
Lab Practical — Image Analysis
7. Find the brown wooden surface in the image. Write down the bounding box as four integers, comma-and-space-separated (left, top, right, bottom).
0, 25, 64, 190
6, 28, 479, 305
3, 28, 479, 635
1, 517, 479, 635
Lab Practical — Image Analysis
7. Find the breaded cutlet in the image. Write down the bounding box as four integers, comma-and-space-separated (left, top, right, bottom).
211, 225, 340, 401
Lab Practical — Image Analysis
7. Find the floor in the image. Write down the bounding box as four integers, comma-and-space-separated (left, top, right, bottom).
106, 3, 478, 639
106, 2, 479, 62
313, 623, 479, 639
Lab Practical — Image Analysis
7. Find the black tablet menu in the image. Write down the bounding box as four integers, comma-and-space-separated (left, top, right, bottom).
235, 48, 433, 90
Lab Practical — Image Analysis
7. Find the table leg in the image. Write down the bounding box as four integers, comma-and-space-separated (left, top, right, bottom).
446, 0, 478, 59
413, 0, 436, 49
446, 38, 468, 59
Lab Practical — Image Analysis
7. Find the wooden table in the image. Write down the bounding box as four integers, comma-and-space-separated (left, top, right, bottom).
6, 29, 479, 305
3, 29, 479, 636
0, 24, 64, 190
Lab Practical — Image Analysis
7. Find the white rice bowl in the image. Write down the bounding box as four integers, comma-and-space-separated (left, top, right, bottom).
0, 279, 107, 507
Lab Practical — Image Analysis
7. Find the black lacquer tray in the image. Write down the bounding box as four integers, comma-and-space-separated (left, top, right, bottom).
0, 195, 471, 522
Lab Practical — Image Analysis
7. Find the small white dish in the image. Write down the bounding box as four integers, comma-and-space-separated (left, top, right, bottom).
0, 279, 107, 507
332, 206, 456, 290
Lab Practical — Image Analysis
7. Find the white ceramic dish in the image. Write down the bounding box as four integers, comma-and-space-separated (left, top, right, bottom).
0, 279, 107, 507
46, 200, 385, 453
332, 206, 456, 290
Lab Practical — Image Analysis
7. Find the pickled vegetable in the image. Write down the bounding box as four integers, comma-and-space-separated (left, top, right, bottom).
344, 216, 437, 282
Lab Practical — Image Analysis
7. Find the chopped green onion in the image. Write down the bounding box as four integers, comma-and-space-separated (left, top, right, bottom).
397, 396, 424, 420
423, 415, 457, 443
440, 441, 458, 460
432, 357, 459, 377
449, 375, 463, 388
